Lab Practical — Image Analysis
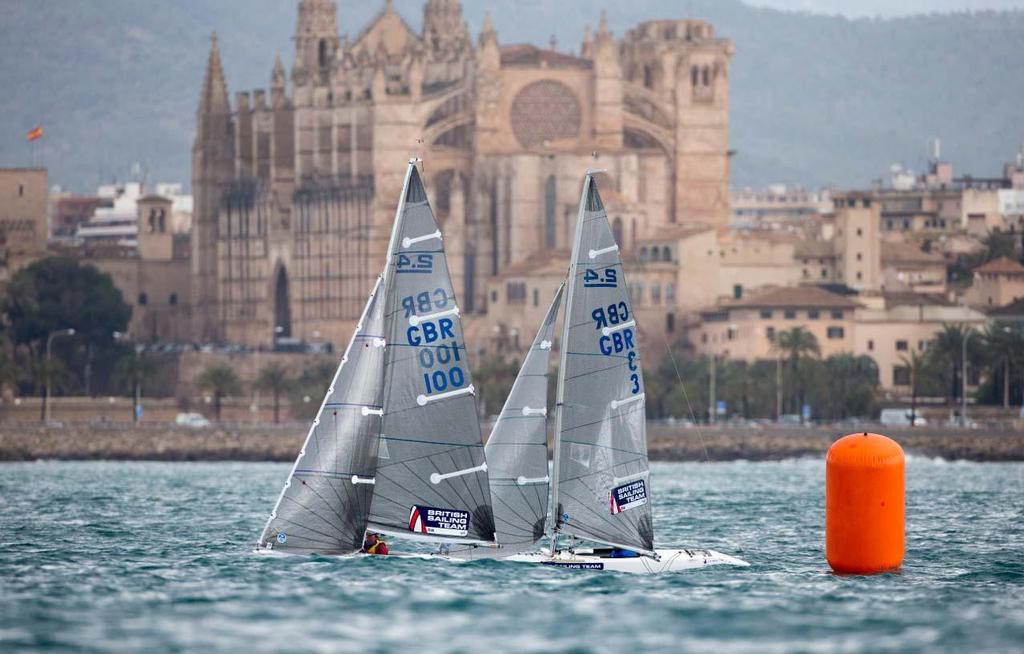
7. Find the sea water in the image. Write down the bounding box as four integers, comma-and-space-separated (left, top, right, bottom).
0, 459, 1021, 653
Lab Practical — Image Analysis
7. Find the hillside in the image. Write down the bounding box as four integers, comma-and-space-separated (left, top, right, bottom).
1, 0, 1021, 191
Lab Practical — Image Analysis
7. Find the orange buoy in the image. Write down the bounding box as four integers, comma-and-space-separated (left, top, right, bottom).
826, 432, 905, 574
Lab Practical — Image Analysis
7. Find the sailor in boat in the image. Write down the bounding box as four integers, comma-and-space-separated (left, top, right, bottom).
362, 532, 389, 556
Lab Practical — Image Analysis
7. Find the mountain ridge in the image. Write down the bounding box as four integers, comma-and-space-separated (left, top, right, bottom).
1, 0, 1021, 192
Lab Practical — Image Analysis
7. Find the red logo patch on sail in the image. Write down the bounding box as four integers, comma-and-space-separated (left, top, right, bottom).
408, 506, 428, 533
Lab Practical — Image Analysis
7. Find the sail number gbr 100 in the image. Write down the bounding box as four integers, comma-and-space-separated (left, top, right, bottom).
402, 288, 467, 396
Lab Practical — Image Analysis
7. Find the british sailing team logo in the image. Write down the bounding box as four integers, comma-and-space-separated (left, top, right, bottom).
610, 479, 648, 515
408, 505, 470, 537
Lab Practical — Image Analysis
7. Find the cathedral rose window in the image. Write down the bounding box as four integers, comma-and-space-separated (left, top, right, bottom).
510, 80, 582, 148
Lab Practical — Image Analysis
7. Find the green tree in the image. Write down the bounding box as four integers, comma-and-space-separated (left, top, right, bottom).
772, 326, 821, 420
473, 354, 520, 418
815, 354, 879, 420
196, 364, 242, 423
289, 360, 336, 421
256, 362, 291, 424
0, 256, 131, 396
979, 323, 1024, 408
929, 324, 980, 404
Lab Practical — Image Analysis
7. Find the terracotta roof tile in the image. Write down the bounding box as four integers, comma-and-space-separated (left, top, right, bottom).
974, 256, 1024, 275
718, 285, 861, 310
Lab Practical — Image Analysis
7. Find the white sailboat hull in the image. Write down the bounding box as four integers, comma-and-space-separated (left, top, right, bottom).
253, 544, 746, 574
504, 548, 749, 574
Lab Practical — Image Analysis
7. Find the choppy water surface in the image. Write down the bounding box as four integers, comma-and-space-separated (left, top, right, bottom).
1, 459, 1021, 653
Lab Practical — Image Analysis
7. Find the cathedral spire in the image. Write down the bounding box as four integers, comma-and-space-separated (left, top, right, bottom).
198, 32, 230, 116
271, 51, 286, 88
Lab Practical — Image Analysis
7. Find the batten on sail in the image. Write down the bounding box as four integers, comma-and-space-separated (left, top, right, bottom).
257, 276, 387, 554
549, 174, 656, 557
366, 164, 496, 545
485, 284, 564, 554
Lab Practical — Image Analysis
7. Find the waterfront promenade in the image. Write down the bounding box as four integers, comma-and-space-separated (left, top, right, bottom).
1, 422, 1021, 462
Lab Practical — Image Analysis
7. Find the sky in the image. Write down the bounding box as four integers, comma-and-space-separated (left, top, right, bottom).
745, 0, 1024, 17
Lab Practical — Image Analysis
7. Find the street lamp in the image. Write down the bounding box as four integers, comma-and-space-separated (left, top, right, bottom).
44, 328, 75, 424
113, 331, 142, 424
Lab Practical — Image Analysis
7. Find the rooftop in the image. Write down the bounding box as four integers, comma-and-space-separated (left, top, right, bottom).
987, 297, 1024, 318
881, 241, 945, 265
500, 44, 592, 69
974, 257, 1024, 275
716, 285, 862, 311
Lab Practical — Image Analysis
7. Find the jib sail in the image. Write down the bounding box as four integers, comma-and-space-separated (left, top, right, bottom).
485, 284, 564, 553
258, 275, 387, 554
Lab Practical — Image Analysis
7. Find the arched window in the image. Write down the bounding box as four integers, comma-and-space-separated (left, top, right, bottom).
644, 64, 655, 89
666, 282, 675, 302
651, 283, 661, 305
612, 217, 623, 245
691, 66, 699, 87
662, 246, 672, 262
702, 66, 710, 86
318, 39, 328, 68
639, 246, 648, 261
544, 175, 557, 249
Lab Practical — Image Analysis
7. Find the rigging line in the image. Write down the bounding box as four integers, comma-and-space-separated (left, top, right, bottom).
282, 485, 352, 536
374, 443, 466, 470
445, 450, 485, 511
627, 234, 709, 465
558, 404, 646, 438
559, 487, 633, 538
660, 328, 711, 464
557, 456, 648, 485
562, 361, 627, 382
273, 502, 350, 542
493, 491, 539, 535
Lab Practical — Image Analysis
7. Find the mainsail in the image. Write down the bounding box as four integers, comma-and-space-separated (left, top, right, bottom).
550, 173, 655, 556
257, 275, 387, 554
485, 284, 564, 553
367, 164, 495, 544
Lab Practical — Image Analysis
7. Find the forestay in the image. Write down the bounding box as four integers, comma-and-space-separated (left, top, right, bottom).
551, 174, 655, 556
367, 165, 495, 544
485, 284, 564, 553
258, 276, 387, 554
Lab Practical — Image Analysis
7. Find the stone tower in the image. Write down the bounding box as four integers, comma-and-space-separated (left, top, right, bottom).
191, 33, 234, 342
293, 0, 339, 87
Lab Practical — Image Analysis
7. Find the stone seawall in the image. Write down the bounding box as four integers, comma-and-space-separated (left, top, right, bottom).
1, 423, 1021, 462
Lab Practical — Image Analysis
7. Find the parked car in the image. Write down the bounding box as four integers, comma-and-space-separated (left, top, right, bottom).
175, 412, 212, 428
879, 408, 927, 427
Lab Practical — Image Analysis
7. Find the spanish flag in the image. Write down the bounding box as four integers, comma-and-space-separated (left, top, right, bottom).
27, 126, 43, 142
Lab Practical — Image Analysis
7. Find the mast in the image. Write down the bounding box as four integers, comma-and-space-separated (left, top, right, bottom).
548, 171, 596, 555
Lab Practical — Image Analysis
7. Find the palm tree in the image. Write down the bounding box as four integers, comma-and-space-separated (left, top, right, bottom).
899, 351, 927, 427
930, 324, 975, 405
196, 364, 242, 423
821, 353, 879, 420
771, 326, 821, 420
112, 351, 156, 421
981, 323, 1024, 408
256, 362, 291, 423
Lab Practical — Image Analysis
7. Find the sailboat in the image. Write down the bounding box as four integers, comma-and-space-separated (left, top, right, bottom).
257, 159, 494, 555
472, 170, 748, 573
257, 162, 746, 574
